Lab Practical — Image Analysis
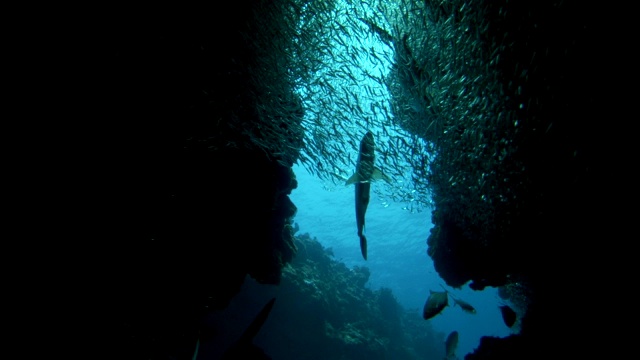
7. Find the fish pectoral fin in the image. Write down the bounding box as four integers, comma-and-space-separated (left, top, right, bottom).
372, 168, 392, 183
346, 173, 360, 185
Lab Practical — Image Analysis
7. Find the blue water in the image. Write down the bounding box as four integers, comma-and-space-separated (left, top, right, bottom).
290, 163, 513, 357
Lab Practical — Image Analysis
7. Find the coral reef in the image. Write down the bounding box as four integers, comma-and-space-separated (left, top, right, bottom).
213, 234, 446, 360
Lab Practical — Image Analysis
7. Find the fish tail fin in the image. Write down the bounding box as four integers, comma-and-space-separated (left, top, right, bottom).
359, 234, 367, 260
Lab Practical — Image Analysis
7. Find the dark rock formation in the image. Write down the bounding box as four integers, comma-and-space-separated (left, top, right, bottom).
420, 1, 625, 359
60, 3, 301, 359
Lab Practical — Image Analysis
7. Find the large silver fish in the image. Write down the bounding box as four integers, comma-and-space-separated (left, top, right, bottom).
423, 290, 448, 320
445, 330, 459, 359
346, 131, 390, 260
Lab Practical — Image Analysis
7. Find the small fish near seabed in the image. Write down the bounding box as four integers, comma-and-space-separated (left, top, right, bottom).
499, 304, 517, 328
423, 290, 449, 320
346, 131, 390, 260
444, 330, 459, 359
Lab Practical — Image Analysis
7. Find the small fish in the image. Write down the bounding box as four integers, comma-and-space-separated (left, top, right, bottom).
499, 304, 517, 328
444, 330, 459, 359
439, 285, 476, 314
330, 172, 349, 182
423, 290, 448, 320
451, 297, 476, 314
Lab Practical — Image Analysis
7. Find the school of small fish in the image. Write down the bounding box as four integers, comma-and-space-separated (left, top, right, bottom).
237, 0, 519, 218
